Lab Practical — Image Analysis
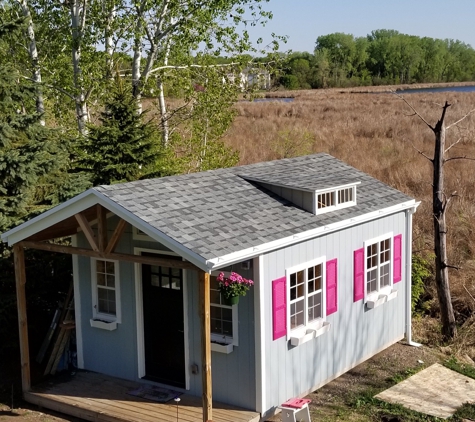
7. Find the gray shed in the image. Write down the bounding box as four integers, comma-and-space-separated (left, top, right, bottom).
2, 153, 419, 421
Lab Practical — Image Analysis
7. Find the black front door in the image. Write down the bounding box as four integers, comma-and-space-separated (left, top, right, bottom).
142, 253, 185, 388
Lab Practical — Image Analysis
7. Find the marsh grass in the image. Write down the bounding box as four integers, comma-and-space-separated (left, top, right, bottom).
225, 88, 475, 347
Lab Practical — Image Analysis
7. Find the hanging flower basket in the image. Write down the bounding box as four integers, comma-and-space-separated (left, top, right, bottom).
217, 272, 254, 305
224, 295, 240, 306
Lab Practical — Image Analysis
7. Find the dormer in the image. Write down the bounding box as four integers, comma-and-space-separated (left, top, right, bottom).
314, 183, 359, 215
239, 172, 360, 216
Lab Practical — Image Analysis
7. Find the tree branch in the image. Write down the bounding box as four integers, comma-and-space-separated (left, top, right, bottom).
446, 107, 475, 130
443, 263, 461, 270
463, 285, 475, 304
149, 62, 241, 75
393, 91, 434, 130
20, 76, 76, 100
445, 156, 475, 163
407, 140, 433, 162
444, 137, 462, 154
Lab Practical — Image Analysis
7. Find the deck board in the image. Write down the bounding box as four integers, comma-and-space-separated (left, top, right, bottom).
25, 371, 260, 422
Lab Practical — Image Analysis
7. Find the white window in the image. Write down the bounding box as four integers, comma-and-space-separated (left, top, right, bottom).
91, 258, 121, 323
314, 184, 358, 215
210, 273, 238, 346
287, 257, 326, 338
365, 234, 393, 300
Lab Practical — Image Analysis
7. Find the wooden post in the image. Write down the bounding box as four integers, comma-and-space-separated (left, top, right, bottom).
199, 271, 212, 422
13, 244, 31, 392
97, 204, 108, 252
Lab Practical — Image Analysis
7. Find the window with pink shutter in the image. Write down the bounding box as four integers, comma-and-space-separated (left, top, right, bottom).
354, 248, 365, 302
272, 276, 287, 340
326, 259, 338, 315
393, 234, 402, 283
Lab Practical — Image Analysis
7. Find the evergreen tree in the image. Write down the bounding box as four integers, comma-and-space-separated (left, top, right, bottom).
0, 57, 88, 233
77, 79, 160, 186
0, 19, 90, 352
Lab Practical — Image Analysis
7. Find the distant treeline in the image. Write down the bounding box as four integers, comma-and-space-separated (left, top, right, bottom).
278, 30, 475, 89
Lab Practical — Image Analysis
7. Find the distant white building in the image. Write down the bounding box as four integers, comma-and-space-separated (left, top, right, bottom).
225, 67, 271, 90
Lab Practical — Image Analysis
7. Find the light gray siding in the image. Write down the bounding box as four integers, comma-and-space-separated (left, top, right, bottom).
260, 212, 408, 417
76, 222, 138, 381
259, 182, 314, 213
75, 218, 256, 409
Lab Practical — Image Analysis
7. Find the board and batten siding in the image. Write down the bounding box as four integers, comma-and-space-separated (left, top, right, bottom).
74, 218, 256, 410
260, 212, 408, 418
75, 221, 138, 381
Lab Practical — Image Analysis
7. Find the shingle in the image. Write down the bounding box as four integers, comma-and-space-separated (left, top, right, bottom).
95, 153, 414, 262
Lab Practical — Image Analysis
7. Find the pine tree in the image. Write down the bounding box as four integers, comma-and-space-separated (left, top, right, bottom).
0, 18, 89, 233
78, 79, 160, 186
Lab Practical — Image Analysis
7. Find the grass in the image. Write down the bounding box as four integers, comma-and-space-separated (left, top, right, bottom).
311, 354, 475, 422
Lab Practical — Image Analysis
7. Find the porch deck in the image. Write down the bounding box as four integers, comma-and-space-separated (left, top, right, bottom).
24, 371, 260, 422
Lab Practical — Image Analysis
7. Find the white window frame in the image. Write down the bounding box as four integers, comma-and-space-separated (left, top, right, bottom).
210, 271, 239, 347
364, 232, 394, 303
91, 258, 121, 323
286, 257, 326, 340
313, 183, 358, 215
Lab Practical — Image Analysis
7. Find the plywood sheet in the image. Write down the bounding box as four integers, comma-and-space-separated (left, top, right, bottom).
375, 363, 475, 419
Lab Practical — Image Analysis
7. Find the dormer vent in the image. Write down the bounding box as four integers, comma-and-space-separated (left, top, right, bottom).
315, 184, 358, 215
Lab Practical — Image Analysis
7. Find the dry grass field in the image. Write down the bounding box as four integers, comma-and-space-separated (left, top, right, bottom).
224, 87, 475, 354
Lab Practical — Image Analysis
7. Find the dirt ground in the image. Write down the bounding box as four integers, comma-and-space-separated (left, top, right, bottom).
0, 341, 448, 422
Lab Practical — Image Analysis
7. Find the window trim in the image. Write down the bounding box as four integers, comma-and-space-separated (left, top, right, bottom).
210, 271, 239, 347
364, 232, 394, 303
91, 258, 121, 323
286, 256, 326, 340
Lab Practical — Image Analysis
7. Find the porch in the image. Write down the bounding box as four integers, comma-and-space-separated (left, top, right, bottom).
25, 371, 261, 422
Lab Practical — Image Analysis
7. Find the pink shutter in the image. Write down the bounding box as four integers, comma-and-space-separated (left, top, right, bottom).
354, 248, 365, 302
272, 276, 287, 340
326, 259, 338, 315
393, 234, 402, 283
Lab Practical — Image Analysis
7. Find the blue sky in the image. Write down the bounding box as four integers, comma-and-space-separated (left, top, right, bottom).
247, 0, 475, 53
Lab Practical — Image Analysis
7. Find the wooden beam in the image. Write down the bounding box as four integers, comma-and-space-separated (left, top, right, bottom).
13, 244, 31, 392
19, 240, 200, 271
74, 213, 99, 252
104, 219, 127, 254
199, 271, 212, 422
96, 205, 108, 253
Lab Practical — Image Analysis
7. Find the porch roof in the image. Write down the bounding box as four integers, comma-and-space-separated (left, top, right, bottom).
1, 153, 415, 270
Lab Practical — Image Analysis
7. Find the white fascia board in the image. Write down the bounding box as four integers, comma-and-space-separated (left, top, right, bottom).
207, 199, 420, 270
2, 189, 210, 272
2, 189, 97, 245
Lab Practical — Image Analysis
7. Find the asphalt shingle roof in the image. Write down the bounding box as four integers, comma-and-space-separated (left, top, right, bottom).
95, 153, 413, 261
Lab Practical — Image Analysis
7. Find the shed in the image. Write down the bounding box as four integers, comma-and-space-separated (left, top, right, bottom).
2, 153, 419, 421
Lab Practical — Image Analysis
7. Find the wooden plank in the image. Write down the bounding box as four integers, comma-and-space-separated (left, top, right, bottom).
13, 244, 30, 392
75, 212, 99, 252
44, 328, 66, 375
24, 372, 260, 422
105, 219, 127, 254
50, 327, 73, 375
20, 240, 200, 271
97, 205, 108, 253
199, 271, 212, 422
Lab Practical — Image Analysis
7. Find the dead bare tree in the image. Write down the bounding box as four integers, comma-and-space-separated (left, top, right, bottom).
398, 95, 475, 340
